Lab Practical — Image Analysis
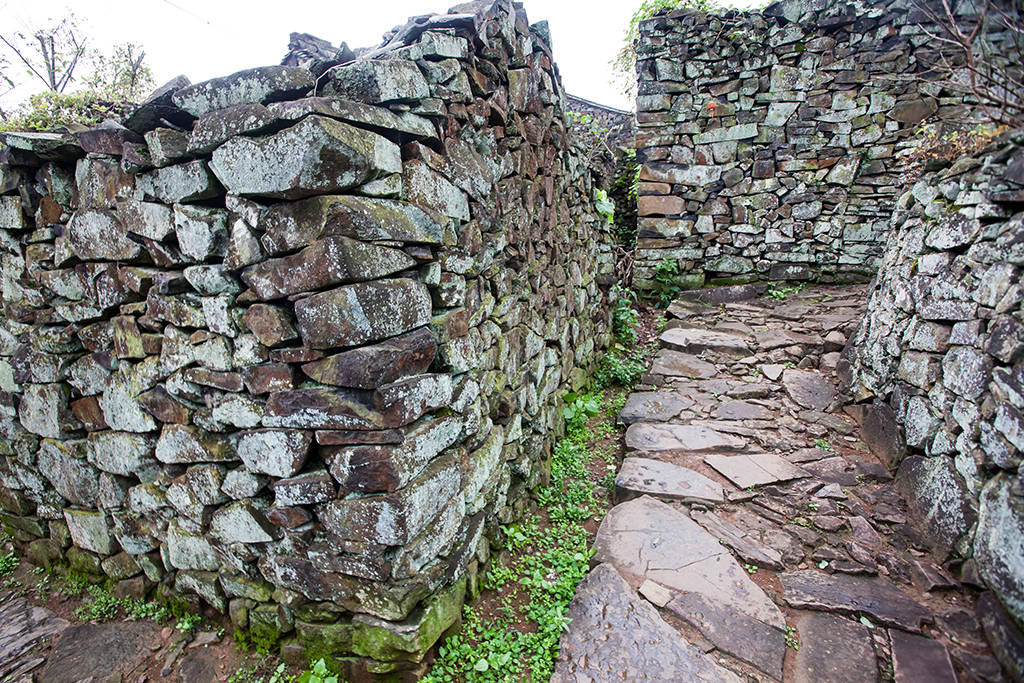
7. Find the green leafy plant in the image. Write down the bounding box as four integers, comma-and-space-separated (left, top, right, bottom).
298, 659, 337, 683
767, 282, 806, 300
651, 258, 682, 308
593, 189, 615, 225
610, 285, 640, 346
743, 563, 758, 575
176, 612, 203, 635
0, 550, 17, 578
594, 348, 647, 389
814, 439, 831, 450
785, 626, 800, 651
75, 584, 122, 622
562, 392, 603, 430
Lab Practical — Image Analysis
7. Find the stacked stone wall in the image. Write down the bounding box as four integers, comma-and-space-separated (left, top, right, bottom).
633, 0, 999, 289
0, 0, 614, 676
843, 131, 1024, 628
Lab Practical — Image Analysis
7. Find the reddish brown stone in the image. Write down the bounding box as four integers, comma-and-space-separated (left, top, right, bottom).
638, 195, 684, 216
266, 506, 313, 529
71, 396, 109, 431
242, 363, 296, 394
137, 386, 191, 424
242, 304, 298, 348
315, 429, 406, 446
111, 316, 145, 359
300, 327, 436, 390
269, 347, 323, 363
181, 368, 244, 392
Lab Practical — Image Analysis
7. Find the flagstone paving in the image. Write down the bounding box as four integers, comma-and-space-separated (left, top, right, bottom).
554, 284, 1004, 681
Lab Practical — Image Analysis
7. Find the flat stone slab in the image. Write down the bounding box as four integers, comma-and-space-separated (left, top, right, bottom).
617, 391, 694, 424
782, 368, 837, 411
593, 496, 785, 630
793, 612, 878, 683
755, 329, 824, 351
39, 621, 160, 683
0, 597, 68, 681
666, 591, 785, 680
690, 509, 784, 570
780, 569, 931, 632
625, 423, 746, 453
552, 564, 741, 682
704, 453, 807, 488
615, 458, 725, 504
649, 349, 718, 379
714, 399, 772, 421
661, 327, 751, 356
890, 630, 957, 683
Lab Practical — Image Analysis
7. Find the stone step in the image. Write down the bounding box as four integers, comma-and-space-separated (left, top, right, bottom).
592, 496, 786, 630
660, 327, 752, 356
615, 457, 725, 505
552, 564, 741, 682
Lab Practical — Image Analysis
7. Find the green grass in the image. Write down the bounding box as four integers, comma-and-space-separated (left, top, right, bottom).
424, 391, 624, 682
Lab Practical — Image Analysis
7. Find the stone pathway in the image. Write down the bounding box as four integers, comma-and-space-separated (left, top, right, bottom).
553, 285, 1002, 682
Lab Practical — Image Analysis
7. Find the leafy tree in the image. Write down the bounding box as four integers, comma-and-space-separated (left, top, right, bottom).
0, 12, 155, 132
0, 16, 88, 94
83, 43, 153, 103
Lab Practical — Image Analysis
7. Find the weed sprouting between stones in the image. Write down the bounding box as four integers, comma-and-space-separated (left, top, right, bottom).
424, 390, 626, 681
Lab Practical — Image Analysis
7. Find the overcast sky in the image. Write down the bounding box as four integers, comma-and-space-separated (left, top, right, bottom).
0, 0, 677, 113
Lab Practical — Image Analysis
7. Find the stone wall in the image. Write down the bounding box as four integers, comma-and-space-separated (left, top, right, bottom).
842, 131, 1024, 629
0, 0, 614, 676
632, 0, 994, 290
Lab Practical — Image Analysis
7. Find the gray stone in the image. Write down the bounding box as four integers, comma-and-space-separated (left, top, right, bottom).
625, 422, 746, 452
237, 429, 312, 477
64, 509, 116, 555
210, 115, 401, 199
210, 500, 276, 544
187, 102, 280, 153
783, 368, 836, 410
293, 278, 432, 349
890, 630, 957, 683
258, 195, 444, 254
241, 235, 415, 299
552, 564, 741, 683
326, 59, 430, 103
896, 455, 976, 560
690, 509, 784, 570
68, 210, 141, 261
172, 65, 314, 117
978, 591, 1024, 681
615, 457, 724, 504
136, 160, 220, 203
714, 399, 772, 420
792, 612, 878, 683
299, 327, 437, 390
268, 97, 437, 139
666, 591, 785, 680
704, 452, 807, 488
38, 622, 160, 683
661, 327, 750, 355
617, 391, 693, 424
593, 496, 785, 629
942, 346, 991, 400
975, 476, 1024, 625
649, 349, 717, 378
780, 569, 931, 631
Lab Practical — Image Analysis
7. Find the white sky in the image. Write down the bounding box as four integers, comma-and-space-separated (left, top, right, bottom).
0, 0, 664, 113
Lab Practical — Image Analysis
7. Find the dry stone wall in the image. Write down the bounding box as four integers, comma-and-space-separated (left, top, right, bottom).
0, 0, 614, 675
633, 0, 988, 289
843, 131, 1024, 629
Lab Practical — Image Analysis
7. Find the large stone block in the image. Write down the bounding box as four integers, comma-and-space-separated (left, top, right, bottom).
896, 455, 977, 560
237, 429, 312, 477
293, 278, 432, 349
209, 116, 401, 199
317, 452, 461, 545
241, 236, 415, 299
975, 476, 1024, 625
172, 66, 314, 118
259, 196, 446, 254
325, 59, 430, 103
300, 327, 437, 389
68, 210, 142, 261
